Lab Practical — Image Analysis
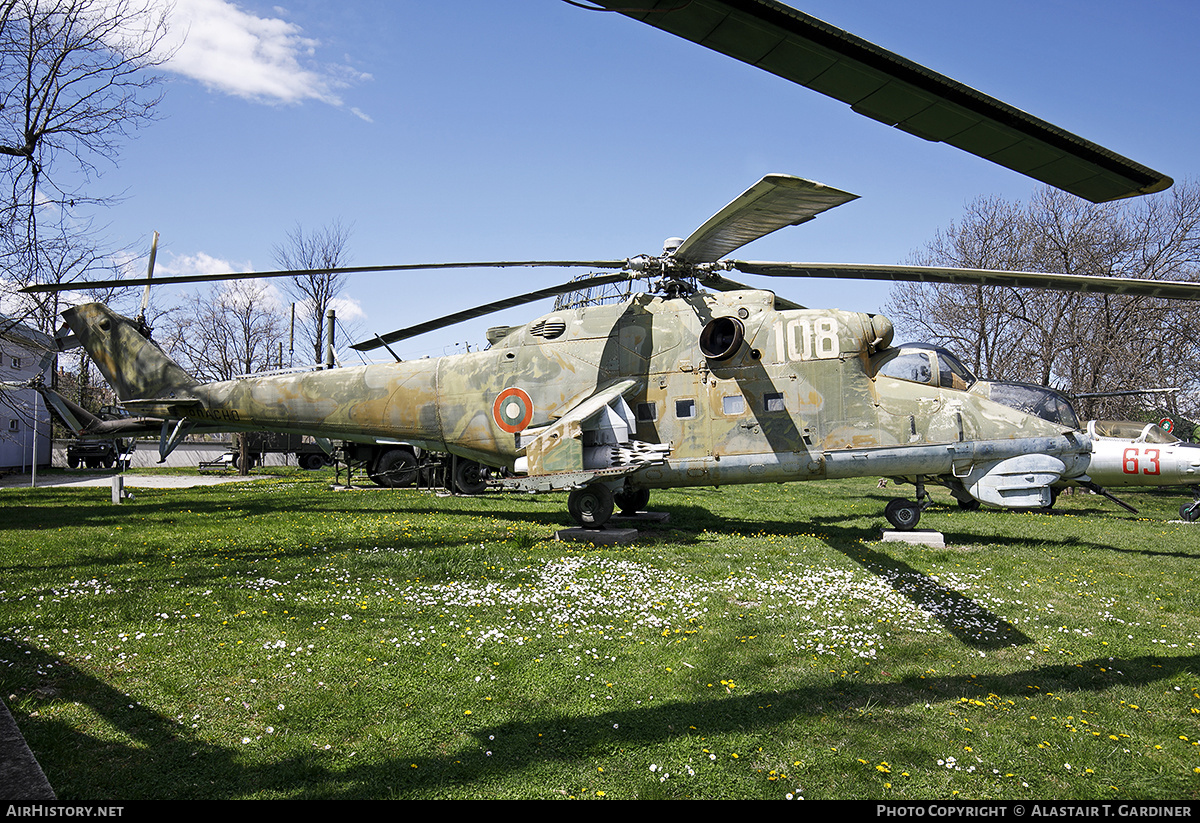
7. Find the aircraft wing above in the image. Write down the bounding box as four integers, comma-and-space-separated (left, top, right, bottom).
591, 0, 1172, 203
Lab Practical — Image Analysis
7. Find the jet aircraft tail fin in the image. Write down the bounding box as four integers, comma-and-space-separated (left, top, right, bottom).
60, 303, 199, 403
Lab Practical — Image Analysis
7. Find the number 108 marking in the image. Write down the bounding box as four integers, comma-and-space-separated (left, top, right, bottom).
774, 318, 840, 361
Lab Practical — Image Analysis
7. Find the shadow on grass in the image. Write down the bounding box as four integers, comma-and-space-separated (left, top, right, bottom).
649, 502, 1034, 650
811, 522, 1035, 650
4, 636, 1195, 799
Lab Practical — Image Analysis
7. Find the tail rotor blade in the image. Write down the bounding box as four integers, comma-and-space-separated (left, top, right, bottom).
138, 231, 159, 324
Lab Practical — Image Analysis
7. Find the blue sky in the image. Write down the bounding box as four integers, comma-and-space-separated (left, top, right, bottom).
85, 0, 1199, 361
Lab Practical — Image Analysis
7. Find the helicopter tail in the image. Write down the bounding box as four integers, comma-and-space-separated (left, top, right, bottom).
59, 303, 199, 404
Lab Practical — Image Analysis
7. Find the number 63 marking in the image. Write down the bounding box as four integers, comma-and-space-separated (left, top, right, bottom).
1122, 447, 1160, 475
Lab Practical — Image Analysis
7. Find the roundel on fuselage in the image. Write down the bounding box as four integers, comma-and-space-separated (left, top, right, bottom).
492, 387, 534, 433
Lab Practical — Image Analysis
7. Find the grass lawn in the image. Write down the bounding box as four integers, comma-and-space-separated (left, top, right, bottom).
1, 470, 1197, 799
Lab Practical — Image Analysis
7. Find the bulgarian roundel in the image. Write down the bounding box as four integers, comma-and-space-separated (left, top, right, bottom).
492, 387, 534, 433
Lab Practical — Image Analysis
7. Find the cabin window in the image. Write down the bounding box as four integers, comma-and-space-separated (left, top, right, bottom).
721, 395, 745, 415
636, 401, 657, 422
7, 419, 18, 432
936, 353, 975, 391
763, 392, 785, 413
877, 351, 933, 385
675, 398, 696, 419
9, 357, 19, 370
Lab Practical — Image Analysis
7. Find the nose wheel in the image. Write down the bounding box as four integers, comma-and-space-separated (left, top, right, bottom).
1181, 497, 1200, 523
884, 498, 922, 530
884, 480, 932, 530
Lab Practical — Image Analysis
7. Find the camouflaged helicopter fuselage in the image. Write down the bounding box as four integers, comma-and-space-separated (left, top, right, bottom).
64, 296, 1088, 489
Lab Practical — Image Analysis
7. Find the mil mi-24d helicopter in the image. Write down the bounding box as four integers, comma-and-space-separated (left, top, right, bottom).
25, 0, 1200, 530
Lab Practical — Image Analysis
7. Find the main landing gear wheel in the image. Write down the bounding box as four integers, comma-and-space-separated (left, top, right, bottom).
372, 449, 417, 488
884, 498, 921, 530
613, 487, 650, 516
568, 484, 615, 529
453, 459, 489, 495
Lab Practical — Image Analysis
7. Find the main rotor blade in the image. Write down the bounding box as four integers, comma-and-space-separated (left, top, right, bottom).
591, 0, 1172, 203
731, 261, 1200, 301
19, 260, 630, 294
673, 175, 857, 263
351, 271, 637, 351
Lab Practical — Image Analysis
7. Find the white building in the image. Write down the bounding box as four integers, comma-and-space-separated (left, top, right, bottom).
1, 317, 54, 471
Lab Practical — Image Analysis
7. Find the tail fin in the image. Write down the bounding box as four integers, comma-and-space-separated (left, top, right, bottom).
61, 303, 198, 402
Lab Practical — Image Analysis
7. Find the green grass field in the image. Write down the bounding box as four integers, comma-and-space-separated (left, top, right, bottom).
1, 471, 1197, 800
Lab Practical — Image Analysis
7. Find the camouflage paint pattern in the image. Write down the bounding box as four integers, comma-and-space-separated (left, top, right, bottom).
62, 293, 1092, 503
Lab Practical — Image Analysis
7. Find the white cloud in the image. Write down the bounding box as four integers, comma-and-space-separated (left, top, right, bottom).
328, 295, 366, 322
155, 250, 252, 276
156, 0, 370, 109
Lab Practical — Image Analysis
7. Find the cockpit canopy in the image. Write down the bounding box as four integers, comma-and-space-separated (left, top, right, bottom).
973, 381, 1080, 430
870, 344, 976, 391
1088, 420, 1180, 444
871, 343, 1081, 430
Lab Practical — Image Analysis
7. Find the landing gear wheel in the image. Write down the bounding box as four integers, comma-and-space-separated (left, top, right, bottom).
885, 499, 921, 530
373, 449, 418, 488
1039, 486, 1061, 512
300, 453, 326, 471
568, 484, 615, 529
452, 459, 489, 495
1180, 501, 1200, 523
613, 487, 650, 515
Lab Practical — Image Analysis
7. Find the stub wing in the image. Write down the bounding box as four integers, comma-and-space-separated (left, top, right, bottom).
509, 378, 669, 489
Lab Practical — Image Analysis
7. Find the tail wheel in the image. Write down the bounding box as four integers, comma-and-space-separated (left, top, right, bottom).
568, 484, 615, 529
884, 499, 921, 530
373, 449, 418, 488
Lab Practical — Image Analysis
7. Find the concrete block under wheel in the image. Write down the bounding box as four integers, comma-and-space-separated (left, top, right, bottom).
880, 529, 945, 549
555, 527, 641, 546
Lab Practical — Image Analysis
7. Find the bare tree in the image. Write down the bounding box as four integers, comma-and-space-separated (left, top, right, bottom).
271, 220, 354, 366
884, 183, 1200, 422
0, 0, 171, 332
884, 196, 1033, 379
162, 281, 287, 383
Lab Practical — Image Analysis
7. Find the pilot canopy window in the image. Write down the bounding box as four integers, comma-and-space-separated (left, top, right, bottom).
877, 351, 933, 385
873, 346, 976, 391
